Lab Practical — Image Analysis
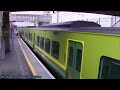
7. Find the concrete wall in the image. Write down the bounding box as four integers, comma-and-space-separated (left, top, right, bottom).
2, 12, 11, 52
0, 36, 5, 59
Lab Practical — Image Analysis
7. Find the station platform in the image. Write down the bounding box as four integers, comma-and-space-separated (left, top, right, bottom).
0, 35, 55, 79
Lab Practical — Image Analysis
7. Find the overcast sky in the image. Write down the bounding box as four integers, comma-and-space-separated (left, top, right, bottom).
11, 11, 115, 27
11, 11, 113, 23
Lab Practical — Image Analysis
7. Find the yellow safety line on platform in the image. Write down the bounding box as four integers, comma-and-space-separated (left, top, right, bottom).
17, 38, 38, 76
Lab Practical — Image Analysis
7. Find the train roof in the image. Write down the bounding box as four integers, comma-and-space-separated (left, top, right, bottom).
41, 21, 101, 28
20, 21, 120, 35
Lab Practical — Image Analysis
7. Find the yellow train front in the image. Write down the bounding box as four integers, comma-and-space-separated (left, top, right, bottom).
19, 21, 120, 79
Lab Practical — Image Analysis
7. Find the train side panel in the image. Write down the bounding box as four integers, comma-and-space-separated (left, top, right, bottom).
67, 31, 120, 79
23, 29, 68, 78
19, 28, 120, 79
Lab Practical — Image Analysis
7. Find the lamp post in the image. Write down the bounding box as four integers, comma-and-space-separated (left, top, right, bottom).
53, 11, 59, 23
79, 14, 84, 20
57, 11, 59, 23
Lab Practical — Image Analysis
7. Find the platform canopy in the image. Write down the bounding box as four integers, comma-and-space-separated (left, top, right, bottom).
84, 11, 120, 16
10, 11, 120, 16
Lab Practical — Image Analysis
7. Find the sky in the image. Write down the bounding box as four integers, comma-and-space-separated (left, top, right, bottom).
11, 11, 114, 27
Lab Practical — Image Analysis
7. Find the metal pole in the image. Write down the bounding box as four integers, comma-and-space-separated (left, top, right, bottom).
79, 14, 84, 21
111, 17, 113, 27
115, 16, 116, 27
99, 17, 100, 24
119, 17, 120, 27
57, 11, 59, 23
96, 21, 98, 24
82, 15, 84, 20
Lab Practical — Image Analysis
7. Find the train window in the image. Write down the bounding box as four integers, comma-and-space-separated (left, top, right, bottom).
21, 31, 24, 36
40, 37, 44, 49
29, 33, 32, 41
23, 31, 24, 36
75, 49, 82, 72
69, 47, 74, 67
29, 33, 30, 40
36, 36, 40, 46
52, 41, 59, 59
25, 33, 27, 38
45, 38, 50, 53
99, 56, 120, 79
30, 34, 32, 41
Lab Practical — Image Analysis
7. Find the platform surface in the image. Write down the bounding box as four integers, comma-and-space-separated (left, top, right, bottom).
0, 35, 55, 79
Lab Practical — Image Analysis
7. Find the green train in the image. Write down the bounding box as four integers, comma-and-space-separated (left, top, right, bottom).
19, 21, 120, 79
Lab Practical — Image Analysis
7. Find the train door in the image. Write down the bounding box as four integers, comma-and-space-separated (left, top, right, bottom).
67, 40, 83, 79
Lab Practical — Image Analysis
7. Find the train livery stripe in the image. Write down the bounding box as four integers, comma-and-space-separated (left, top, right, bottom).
27, 39, 66, 70
17, 38, 38, 76
35, 45, 66, 70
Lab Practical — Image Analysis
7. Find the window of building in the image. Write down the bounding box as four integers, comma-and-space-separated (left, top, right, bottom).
51, 41, 59, 59
40, 37, 44, 49
45, 38, 50, 53
99, 56, 120, 79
